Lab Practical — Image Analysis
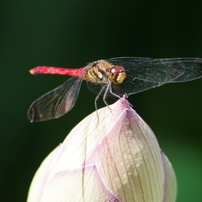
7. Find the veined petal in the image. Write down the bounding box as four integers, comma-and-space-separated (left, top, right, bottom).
161, 152, 177, 202
39, 165, 120, 202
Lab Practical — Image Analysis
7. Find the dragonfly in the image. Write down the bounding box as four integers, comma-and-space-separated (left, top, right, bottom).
28, 57, 202, 122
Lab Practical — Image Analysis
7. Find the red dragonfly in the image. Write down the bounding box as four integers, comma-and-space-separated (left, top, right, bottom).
28, 57, 202, 122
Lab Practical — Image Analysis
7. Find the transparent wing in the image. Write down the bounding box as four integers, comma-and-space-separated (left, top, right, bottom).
28, 76, 83, 122
107, 57, 202, 95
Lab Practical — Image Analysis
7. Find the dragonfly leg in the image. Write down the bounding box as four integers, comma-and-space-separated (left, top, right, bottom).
102, 84, 113, 115
95, 85, 107, 109
94, 85, 108, 121
108, 84, 121, 99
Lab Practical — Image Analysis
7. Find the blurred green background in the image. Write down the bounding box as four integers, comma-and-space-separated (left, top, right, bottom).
1, 0, 202, 201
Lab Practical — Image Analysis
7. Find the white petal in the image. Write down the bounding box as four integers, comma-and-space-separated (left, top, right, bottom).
27, 97, 177, 202
27, 147, 60, 202
84, 103, 166, 202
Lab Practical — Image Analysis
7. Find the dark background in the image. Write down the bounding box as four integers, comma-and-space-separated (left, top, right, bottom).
1, 0, 202, 201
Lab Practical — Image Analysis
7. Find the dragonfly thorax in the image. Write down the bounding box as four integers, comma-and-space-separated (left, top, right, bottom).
84, 60, 112, 84
84, 60, 127, 85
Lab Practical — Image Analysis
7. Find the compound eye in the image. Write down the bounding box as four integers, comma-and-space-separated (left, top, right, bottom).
108, 66, 126, 84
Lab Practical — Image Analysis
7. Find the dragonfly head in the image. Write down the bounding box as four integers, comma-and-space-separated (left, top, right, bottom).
108, 65, 127, 84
